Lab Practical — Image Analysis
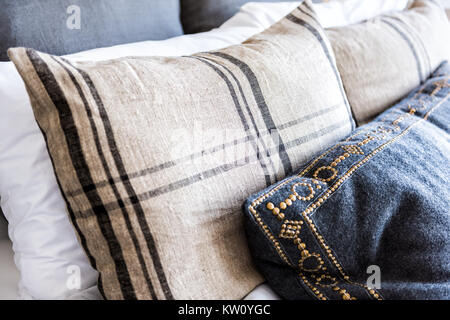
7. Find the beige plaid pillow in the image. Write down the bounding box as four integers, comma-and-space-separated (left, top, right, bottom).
327, 0, 450, 125
9, 1, 354, 300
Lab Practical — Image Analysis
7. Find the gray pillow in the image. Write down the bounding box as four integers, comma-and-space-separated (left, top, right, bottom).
181, 0, 325, 34
180, 0, 288, 34
0, 0, 183, 61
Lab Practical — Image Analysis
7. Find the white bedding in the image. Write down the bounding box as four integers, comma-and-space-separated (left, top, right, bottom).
0, 238, 20, 300
244, 284, 281, 300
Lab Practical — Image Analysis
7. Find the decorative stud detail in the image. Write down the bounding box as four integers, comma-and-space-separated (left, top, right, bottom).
342, 145, 364, 155
313, 166, 338, 182
299, 252, 324, 273
292, 183, 315, 201
279, 220, 303, 239
314, 274, 337, 288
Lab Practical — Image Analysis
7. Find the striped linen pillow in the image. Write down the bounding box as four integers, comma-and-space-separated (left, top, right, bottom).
327, 0, 450, 125
8, 1, 354, 300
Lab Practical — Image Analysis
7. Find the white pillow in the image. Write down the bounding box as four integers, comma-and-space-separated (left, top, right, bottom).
221, 0, 410, 30
0, 0, 410, 300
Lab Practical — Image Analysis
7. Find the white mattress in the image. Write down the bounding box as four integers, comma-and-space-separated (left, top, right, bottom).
0, 238, 20, 300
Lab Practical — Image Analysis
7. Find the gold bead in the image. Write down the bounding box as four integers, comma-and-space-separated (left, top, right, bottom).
266, 202, 274, 210
272, 207, 280, 215
279, 202, 287, 209
285, 199, 292, 206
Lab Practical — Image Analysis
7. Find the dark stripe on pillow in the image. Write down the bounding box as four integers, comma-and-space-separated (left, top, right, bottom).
55, 57, 158, 300
77, 120, 350, 216
25, 49, 136, 300
67, 103, 342, 199
36, 125, 106, 299
192, 56, 274, 186
388, 16, 431, 76
285, 119, 349, 149
278, 103, 343, 130
287, 9, 356, 129
297, 3, 316, 21
196, 55, 279, 181
381, 18, 424, 83
209, 52, 294, 176
67, 61, 174, 300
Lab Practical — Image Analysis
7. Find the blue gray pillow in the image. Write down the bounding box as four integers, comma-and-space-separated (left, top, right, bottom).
244, 62, 450, 300
180, 0, 287, 34
0, 0, 183, 61
181, 0, 327, 34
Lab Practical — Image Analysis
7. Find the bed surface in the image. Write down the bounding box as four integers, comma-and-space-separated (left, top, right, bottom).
0, 237, 20, 300
0, 213, 20, 300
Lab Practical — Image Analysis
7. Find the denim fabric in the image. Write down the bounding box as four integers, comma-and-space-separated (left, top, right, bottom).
244, 62, 450, 300
0, 0, 183, 61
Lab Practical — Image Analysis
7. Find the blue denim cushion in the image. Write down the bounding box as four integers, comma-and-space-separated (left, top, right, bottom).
0, 0, 183, 61
244, 62, 450, 300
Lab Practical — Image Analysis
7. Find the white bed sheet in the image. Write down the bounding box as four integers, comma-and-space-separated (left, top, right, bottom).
244, 284, 281, 300
0, 238, 20, 300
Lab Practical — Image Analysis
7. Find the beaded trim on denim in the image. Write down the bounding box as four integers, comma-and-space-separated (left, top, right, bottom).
247, 75, 450, 300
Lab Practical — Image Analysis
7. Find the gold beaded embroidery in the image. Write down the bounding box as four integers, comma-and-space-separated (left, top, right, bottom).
313, 166, 338, 182
279, 220, 303, 239
299, 252, 324, 272
292, 182, 315, 201
342, 145, 364, 155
